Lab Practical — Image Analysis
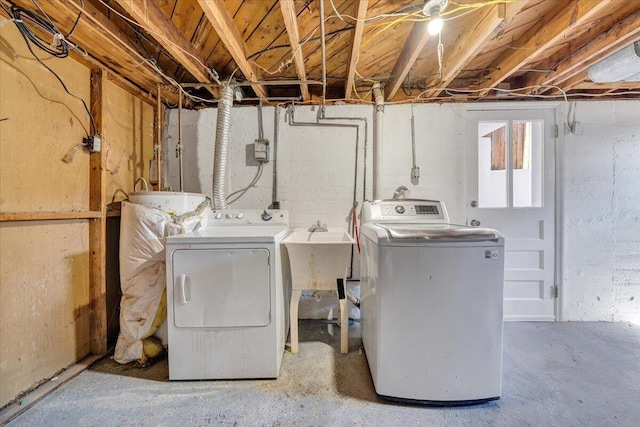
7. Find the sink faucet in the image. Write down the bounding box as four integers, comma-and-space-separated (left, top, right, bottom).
308, 220, 328, 232
393, 186, 409, 200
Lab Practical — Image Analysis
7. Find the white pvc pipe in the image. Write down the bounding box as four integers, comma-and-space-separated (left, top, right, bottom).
372, 83, 385, 200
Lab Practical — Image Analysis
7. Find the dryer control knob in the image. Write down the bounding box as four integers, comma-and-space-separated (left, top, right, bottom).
214, 212, 223, 219
395, 205, 405, 214
261, 210, 272, 221
236, 213, 244, 219
225, 213, 233, 219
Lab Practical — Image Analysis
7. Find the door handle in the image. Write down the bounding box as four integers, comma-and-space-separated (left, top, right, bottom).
470, 219, 481, 227
178, 274, 191, 305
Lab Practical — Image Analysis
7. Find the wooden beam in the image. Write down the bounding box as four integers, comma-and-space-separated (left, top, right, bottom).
423, 5, 504, 99
522, 10, 640, 92
197, 0, 267, 99
114, 0, 218, 97
344, 0, 368, 99
0, 211, 101, 222
89, 68, 107, 356
10, 0, 180, 105
279, 0, 310, 101
477, 0, 612, 96
386, 20, 431, 101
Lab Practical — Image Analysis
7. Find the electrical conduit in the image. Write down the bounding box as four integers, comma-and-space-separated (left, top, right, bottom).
372, 83, 384, 199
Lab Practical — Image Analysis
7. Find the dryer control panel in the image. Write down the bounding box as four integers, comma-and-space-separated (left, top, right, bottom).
361, 200, 449, 223
209, 209, 288, 225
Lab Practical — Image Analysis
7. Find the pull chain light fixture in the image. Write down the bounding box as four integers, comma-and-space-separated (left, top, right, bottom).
423, 0, 448, 35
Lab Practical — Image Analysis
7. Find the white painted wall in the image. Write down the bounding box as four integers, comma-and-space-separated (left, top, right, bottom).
165, 100, 640, 323
561, 101, 640, 322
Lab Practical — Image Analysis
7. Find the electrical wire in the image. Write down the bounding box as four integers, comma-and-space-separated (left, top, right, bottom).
96, 0, 220, 84
226, 163, 264, 205
3, 1, 96, 136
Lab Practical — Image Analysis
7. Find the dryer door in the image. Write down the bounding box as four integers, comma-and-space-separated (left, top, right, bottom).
172, 248, 271, 328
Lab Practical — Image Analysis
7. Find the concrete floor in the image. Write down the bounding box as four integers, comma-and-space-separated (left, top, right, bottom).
8, 321, 640, 427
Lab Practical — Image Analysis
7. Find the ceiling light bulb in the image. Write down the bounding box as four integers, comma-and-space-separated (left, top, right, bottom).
428, 11, 443, 35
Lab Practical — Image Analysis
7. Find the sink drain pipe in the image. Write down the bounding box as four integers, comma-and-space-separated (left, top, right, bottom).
212, 84, 233, 209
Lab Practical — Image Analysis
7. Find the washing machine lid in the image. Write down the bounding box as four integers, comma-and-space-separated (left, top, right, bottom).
363, 223, 503, 246
167, 225, 289, 244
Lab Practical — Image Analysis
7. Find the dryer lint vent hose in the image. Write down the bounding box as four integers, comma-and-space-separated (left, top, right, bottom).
213, 84, 233, 209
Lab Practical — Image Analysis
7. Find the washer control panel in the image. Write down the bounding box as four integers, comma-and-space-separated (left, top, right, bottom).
361, 200, 449, 223
210, 209, 288, 225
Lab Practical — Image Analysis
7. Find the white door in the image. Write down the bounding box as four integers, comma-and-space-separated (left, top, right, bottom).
465, 107, 556, 321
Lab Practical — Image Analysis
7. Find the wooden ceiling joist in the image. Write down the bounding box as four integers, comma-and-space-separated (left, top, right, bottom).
114, 0, 219, 97
9, 0, 181, 105
386, 19, 431, 101
522, 10, 640, 93
422, 4, 505, 99
344, 0, 368, 100
477, 0, 613, 96
197, 0, 268, 100
279, 0, 310, 101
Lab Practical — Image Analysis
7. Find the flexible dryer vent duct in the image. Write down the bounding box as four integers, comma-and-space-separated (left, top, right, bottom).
588, 41, 640, 83
213, 84, 233, 209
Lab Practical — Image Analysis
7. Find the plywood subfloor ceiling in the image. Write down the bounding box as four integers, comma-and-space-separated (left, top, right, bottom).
3, 0, 639, 105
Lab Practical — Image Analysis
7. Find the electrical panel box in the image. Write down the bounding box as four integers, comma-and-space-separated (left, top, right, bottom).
254, 139, 269, 163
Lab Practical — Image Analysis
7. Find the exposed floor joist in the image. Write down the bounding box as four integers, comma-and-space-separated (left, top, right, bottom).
197, 0, 268, 100
113, 0, 219, 98
10, 0, 181, 105
523, 9, 640, 93
422, 4, 505, 99
477, 0, 613, 96
279, 0, 309, 101
386, 19, 431, 101
344, 0, 368, 100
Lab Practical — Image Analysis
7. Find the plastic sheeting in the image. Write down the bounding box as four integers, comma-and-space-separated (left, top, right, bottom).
115, 200, 209, 364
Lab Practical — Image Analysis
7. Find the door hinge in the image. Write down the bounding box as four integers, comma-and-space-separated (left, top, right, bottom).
552, 285, 559, 299
553, 124, 559, 138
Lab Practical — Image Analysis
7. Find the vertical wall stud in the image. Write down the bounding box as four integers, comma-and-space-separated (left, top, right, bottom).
89, 68, 107, 355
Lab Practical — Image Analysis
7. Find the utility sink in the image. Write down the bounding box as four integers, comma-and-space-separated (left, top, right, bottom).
282, 228, 355, 354
282, 229, 355, 291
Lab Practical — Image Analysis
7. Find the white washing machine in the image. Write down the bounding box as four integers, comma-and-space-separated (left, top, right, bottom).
165, 209, 290, 380
360, 199, 504, 405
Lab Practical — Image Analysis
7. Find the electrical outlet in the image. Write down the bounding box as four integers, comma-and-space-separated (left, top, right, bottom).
83, 135, 101, 152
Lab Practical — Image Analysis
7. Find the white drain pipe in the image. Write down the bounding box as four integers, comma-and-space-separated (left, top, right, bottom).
372, 83, 385, 200
213, 84, 233, 209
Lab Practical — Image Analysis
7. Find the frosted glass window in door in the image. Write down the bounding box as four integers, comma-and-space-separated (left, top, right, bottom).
512, 120, 543, 207
478, 121, 508, 208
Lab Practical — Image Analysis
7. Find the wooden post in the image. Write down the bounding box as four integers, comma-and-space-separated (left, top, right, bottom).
89, 68, 107, 355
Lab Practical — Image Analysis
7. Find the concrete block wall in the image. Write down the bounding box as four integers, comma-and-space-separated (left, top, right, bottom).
165, 100, 640, 322
562, 101, 640, 322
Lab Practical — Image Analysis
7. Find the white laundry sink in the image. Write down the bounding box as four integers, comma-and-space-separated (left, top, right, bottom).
128, 191, 208, 215
282, 229, 355, 291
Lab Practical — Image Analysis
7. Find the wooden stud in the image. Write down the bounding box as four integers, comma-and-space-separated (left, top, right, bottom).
0, 212, 101, 222
477, 0, 613, 96
114, 0, 219, 97
344, 0, 368, 99
197, 0, 268, 99
522, 10, 640, 92
386, 20, 431, 101
423, 5, 504, 99
279, 0, 310, 101
89, 68, 107, 356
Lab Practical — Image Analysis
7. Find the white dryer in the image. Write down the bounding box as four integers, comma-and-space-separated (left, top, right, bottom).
165, 209, 290, 380
360, 199, 504, 405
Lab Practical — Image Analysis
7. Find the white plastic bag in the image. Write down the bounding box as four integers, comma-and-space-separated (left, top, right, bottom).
114, 200, 208, 364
